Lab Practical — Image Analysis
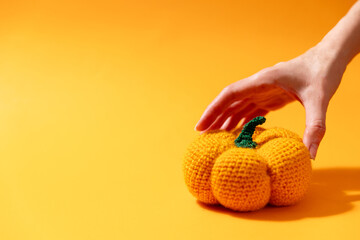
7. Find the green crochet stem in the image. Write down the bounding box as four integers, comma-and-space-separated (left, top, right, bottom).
234, 116, 266, 148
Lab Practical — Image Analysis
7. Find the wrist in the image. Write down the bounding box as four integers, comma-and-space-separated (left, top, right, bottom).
315, 1, 360, 67
312, 41, 349, 72
315, 38, 351, 67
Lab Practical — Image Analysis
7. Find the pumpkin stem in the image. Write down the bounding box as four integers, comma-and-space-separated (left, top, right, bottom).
234, 116, 266, 148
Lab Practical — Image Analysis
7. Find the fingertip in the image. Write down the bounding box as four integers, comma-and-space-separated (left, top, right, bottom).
194, 121, 201, 130
194, 117, 213, 131
194, 122, 204, 131
309, 143, 318, 160
302, 133, 319, 160
194, 118, 203, 131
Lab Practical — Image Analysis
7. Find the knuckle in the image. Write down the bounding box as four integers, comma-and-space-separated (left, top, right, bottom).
208, 105, 221, 116
274, 61, 285, 67
222, 85, 236, 98
308, 121, 326, 135
255, 67, 278, 86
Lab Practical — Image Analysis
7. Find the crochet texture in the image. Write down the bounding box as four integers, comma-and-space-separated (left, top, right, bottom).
183, 116, 312, 212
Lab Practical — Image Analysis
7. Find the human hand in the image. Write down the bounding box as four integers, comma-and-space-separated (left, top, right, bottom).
194, 45, 347, 159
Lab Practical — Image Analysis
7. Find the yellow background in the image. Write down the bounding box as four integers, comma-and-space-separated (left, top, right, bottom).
1, 0, 360, 239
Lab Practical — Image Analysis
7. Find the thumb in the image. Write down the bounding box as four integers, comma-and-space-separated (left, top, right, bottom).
303, 99, 328, 160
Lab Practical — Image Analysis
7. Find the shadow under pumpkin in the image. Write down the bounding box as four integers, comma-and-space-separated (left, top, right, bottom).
196, 167, 360, 221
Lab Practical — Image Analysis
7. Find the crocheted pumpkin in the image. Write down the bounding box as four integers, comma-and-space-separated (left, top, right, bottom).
183, 116, 312, 212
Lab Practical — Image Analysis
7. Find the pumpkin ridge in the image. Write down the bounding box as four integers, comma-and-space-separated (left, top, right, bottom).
254, 127, 303, 146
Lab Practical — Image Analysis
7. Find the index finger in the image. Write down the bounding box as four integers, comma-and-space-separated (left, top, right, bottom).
194, 78, 254, 131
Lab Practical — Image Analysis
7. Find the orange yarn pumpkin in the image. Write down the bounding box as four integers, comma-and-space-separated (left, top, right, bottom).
183, 116, 312, 212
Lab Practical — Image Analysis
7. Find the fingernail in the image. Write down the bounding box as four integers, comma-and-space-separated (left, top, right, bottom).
309, 144, 318, 160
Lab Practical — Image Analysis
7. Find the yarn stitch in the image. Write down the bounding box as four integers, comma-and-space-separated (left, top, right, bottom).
183, 116, 312, 211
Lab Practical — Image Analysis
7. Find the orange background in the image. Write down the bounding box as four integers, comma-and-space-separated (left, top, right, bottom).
1, 0, 360, 239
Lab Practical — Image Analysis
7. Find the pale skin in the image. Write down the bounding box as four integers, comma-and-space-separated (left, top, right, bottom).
194, 0, 360, 159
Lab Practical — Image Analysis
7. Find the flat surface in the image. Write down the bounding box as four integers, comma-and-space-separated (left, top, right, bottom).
1, 0, 360, 239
